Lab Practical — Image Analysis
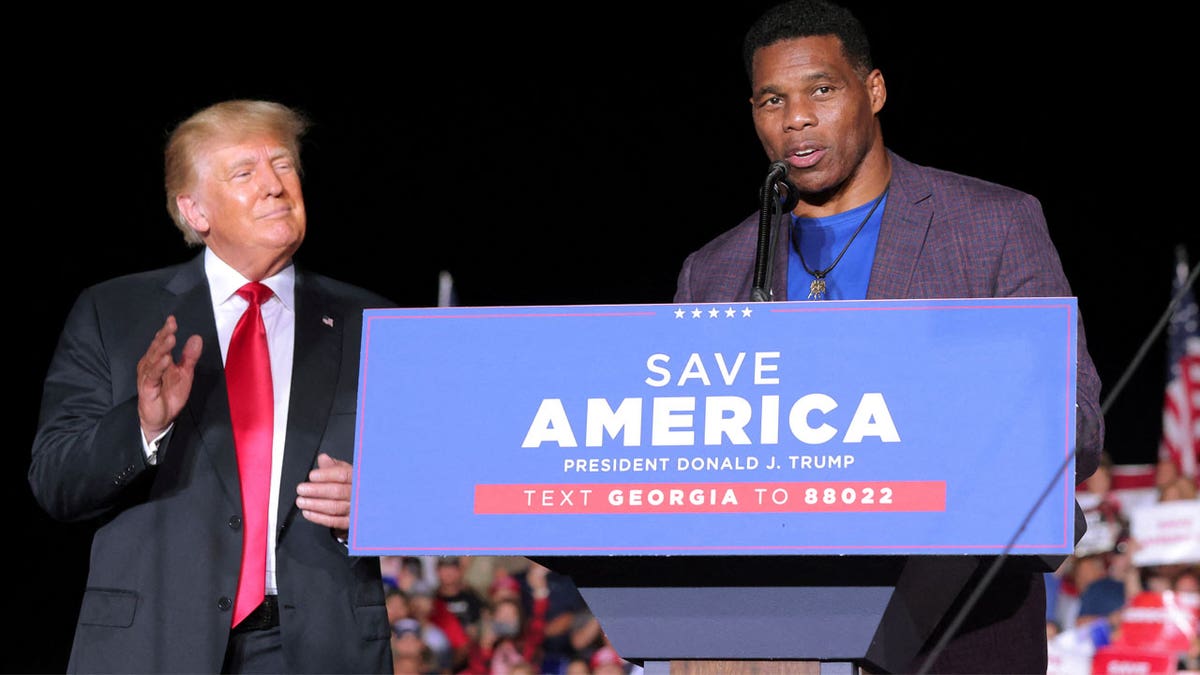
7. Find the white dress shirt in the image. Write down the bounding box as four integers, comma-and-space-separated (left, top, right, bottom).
141, 248, 295, 596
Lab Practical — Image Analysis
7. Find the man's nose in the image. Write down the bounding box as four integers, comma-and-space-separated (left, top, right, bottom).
258, 168, 284, 196
785, 100, 817, 130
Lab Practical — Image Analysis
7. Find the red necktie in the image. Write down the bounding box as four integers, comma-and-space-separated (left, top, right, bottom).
226, 281, 274, 628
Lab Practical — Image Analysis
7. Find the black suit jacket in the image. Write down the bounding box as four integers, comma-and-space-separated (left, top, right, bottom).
30, 252, 393, 674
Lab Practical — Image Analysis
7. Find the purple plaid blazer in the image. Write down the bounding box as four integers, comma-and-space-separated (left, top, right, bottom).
674, 150, 1103, 485
674, 149, 1104, 672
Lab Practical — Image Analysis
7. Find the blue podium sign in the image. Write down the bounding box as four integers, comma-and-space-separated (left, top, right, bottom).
348, 298, 1078, 556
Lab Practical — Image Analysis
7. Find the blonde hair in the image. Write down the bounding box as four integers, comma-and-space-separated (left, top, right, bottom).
163, 99, 311, 246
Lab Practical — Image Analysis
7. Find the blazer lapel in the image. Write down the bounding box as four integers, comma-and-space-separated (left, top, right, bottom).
868, 153, 933, 300
165, 255, 242, 505
277, 270, 344, 529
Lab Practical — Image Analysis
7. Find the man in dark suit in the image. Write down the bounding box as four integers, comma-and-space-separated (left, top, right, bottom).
673, 1, 1104, 672
29, 99, 393, 673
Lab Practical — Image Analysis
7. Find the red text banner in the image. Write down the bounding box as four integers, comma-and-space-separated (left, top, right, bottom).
475, 481, 946, 514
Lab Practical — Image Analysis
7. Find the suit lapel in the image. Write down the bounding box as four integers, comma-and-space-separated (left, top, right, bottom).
868, 154, 933, 300
277, 270, 344, 528
165, 255, 242, 505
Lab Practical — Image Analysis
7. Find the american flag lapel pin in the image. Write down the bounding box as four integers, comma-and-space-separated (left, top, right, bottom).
322, 316, 334, 328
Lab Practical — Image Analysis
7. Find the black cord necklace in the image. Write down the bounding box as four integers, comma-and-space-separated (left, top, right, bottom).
792, 185, 890, 300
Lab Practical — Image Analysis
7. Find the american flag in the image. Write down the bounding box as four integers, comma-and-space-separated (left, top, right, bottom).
1158, 244, 1200, 484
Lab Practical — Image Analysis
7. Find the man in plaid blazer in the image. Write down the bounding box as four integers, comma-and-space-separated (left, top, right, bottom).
673, 1, 1103, 672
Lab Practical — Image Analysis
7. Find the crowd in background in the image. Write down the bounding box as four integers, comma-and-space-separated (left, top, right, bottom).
1047, 456, 1200, 673
380, 555, 636, 675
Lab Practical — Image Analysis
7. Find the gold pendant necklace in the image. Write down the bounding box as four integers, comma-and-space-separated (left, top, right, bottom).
793, 185, 889, 300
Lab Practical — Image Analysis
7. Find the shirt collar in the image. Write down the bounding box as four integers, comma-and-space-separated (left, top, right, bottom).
204, 247, 296, 312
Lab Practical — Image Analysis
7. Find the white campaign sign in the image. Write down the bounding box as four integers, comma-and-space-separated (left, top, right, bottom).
1130, 499, 1200, 566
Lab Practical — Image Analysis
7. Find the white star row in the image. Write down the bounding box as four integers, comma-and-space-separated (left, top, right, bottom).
674, 306, 754, 319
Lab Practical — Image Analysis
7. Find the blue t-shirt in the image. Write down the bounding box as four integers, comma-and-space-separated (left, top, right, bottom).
787, 191, 888, 301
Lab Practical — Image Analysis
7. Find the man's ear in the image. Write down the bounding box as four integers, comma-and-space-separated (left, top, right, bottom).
177, 194, 209, 236
867, 69, 887, 114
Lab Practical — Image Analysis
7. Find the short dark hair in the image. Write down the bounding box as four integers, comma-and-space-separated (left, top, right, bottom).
743, 0, 873, 80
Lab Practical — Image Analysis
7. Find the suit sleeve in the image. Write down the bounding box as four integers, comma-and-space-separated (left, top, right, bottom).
995, 194, 1104, 486
673, 253, 695, 304
28, 288, 153, 522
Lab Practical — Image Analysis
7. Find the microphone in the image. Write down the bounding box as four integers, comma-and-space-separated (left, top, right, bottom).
751, 160, 797, 301
766, 159, 788, 182
769, 161, 800, 213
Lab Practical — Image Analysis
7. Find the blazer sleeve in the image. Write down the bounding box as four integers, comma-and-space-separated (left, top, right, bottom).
28, 287, 154, 522
995, 193, 1104, 486
673, 253, 696, 304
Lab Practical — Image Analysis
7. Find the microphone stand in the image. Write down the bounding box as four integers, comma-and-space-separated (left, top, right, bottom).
751, 162, 797, 302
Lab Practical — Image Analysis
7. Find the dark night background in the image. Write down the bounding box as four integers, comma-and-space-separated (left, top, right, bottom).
11, 4, 1195, 672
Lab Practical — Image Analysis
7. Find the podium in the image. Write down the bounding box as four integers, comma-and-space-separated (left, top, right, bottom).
348, 298, 1080, 673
